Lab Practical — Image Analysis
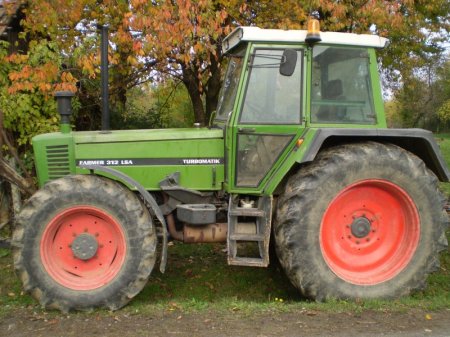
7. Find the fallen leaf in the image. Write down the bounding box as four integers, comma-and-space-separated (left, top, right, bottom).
168, 302, 181, 311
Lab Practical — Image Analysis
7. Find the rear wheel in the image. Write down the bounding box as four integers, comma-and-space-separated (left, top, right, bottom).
274, 142, 448, 300
13, 175, 157, 312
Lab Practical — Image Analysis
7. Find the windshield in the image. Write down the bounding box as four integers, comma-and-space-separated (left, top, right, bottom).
215, 47, 245, 120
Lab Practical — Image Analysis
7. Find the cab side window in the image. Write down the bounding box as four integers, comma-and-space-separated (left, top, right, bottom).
239, 49, 303, 124
311, 46, 376, 124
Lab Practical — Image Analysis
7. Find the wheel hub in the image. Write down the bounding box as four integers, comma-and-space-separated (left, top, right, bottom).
350, 217, 371, 238
71, 233, 98, 260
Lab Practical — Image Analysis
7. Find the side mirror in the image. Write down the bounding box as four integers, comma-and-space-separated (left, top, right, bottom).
280, 49, 297, 76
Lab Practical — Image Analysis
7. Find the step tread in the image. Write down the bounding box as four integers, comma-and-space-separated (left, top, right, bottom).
229, 233, 265, 242
228, 257, 268, 267
229, 207, 265, 217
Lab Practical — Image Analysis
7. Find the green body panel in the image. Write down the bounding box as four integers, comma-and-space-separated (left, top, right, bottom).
33, 132, 75, 187
33, 41, 398, 197
263, 128, 318, 194
33, 128, 225, 191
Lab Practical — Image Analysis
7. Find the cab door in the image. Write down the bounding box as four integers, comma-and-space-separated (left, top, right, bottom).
228, 45, 305, 193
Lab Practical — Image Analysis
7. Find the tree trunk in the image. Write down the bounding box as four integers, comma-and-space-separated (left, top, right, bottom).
205, 54, 222, 123
182, 66, 205, 125
0, 159, 35, 196
0, 110, 35, 196
9, 158, 22, 216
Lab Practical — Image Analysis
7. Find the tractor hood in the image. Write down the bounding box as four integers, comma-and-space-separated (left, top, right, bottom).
72, 128, 224, 143
32, 128, 225, 191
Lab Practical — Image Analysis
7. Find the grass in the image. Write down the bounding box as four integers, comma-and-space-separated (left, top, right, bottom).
0, 135, 449, 318
1, 239, 449, 318
436, 134, 450, 197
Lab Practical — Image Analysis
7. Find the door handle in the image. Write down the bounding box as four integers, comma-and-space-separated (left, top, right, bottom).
238, 127, 256, 133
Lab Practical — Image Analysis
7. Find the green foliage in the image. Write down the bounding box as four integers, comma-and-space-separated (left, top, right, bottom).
115, 81, 194, 130
389, 56, 450, 131
438, 100, 450, 123
1, 93, 59, 145
0, 39, 61, 152
436, 134, 450, 197
0, 248, 9, 258
384, 100, 403, 128
436, 61, 450, 130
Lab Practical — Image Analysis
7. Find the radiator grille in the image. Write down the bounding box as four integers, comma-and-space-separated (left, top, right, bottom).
46, 145, 70, 180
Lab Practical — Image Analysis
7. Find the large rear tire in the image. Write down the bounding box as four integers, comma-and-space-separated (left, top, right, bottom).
274, 142, 448, 300
12, 175, 157, 312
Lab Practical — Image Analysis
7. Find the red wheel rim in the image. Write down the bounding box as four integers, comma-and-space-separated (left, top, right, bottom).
320, 179, 420, 285
40, 206, 126, 290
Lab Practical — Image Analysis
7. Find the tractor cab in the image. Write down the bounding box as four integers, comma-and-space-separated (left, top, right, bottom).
213, 25, 388, 194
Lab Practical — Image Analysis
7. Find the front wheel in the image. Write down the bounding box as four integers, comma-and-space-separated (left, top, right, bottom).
12, 175, 157, 312
274, 142, 448, 300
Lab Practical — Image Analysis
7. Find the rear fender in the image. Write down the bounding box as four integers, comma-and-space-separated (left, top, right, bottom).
301, 128, 450, 182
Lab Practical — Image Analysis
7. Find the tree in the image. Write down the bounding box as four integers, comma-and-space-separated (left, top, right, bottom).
0, 38, 67, 193
435, 59, 450, 131
3, 0, 450, 128
118, 81, 194, 129
129, 0, 312, 124
386, 54, 450, 131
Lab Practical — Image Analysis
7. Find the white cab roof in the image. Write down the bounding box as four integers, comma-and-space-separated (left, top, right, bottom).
222, 26, 389, 53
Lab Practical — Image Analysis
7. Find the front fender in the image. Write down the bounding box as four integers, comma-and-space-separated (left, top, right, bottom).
79, 165, 169, 273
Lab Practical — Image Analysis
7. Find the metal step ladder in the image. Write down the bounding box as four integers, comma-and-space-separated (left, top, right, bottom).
227, 195, 272, 267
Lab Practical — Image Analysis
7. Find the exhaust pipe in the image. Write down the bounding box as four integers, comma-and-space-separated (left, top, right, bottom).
98, 24, 110, 132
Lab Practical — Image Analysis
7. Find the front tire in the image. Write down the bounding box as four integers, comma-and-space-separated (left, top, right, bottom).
12, 175, 157, 312
274, 142, 448, 300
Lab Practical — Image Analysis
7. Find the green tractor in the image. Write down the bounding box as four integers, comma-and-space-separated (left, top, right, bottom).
12, 22, 449, 312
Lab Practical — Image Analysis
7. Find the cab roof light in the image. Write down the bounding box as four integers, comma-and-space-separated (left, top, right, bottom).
305, 18, 321, 44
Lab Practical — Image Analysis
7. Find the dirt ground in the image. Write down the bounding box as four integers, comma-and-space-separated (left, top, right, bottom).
1, 307, 450, 337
